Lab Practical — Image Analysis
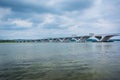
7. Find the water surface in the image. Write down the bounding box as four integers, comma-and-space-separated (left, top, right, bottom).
0, 42, 120, 80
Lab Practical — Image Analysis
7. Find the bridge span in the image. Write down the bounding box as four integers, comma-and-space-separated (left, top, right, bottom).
16, 33, 120, 43
94, 33, 120, 42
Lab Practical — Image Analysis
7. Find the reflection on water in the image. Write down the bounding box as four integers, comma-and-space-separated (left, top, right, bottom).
0, 42, 120, 80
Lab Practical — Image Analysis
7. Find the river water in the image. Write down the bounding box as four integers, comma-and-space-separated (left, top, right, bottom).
0, 42, 120, 80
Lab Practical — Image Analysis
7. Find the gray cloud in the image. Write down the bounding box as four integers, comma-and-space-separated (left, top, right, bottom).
0, 0, 94, 13
43, 23, 67, 30
0, 0, 95, 26
0, 0, 120, 39
0, 0, 56, 14
61, 0, 93, 11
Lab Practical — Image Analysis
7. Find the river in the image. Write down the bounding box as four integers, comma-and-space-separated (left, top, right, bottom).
0, 42, 120, 80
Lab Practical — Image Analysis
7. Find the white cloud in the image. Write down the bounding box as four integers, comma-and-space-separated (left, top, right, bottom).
11, 19, 33, 28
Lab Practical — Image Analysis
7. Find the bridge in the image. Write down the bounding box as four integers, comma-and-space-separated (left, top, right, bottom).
16, 33, 120, 43
94, 33, 120, 42
16, 36, 90, 43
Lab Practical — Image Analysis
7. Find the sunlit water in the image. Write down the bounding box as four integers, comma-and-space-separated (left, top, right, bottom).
0, 42, 120, 80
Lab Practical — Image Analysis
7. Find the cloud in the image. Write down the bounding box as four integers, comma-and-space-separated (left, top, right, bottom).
59, 0, 93, 11
0, 0, 94, 13
0, 0, 120, 39
0, 0, 54, 14
11, 19, 33, 28
0, 7, 12, 19
0, 18, 33, 30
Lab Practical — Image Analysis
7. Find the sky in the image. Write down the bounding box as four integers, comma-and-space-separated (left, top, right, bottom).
0, 0, 120, 39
